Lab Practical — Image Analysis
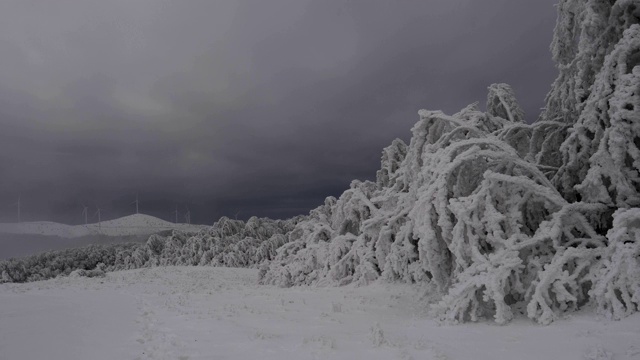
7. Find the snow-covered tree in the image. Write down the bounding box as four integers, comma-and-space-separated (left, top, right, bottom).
592, 208, 640, 320
544, 0, 640, 203
486, 83, 525, 124
260, 63, 638, 324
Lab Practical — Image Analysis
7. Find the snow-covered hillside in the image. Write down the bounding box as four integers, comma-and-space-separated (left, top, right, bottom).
1, 267, 638, 360
0, 216, 301, 282
0, 214, 207, 238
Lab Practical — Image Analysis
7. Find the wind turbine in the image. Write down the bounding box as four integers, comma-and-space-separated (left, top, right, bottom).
173, 204, 179, 224
11, 195, 21, 223
184, 206, 191, 225
81, 204, 88, 225
131, 193, 139, 214
94, 206, 102, 228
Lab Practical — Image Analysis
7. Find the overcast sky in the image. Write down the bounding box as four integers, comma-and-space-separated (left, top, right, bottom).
0, 0, 558, 225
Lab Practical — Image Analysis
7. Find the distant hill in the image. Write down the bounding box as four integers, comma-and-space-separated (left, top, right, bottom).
0, 233, 150, 260
0, 214, 208, 238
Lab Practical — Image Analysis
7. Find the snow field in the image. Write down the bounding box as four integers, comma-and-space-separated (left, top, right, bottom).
1, 267, 639, 360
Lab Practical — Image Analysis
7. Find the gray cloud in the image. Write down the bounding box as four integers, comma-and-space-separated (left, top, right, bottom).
0, 0, 558, 224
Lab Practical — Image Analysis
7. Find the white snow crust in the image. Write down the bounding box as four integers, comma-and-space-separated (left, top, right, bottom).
1, 266, 639, 360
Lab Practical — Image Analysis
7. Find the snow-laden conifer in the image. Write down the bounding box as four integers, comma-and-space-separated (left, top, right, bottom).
592, 208, 640, 320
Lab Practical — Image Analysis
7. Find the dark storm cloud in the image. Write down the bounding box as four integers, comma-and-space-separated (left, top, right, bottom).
0, 0, 558, 225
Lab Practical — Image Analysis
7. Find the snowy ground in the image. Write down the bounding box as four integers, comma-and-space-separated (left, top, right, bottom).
1, 267, 639, 360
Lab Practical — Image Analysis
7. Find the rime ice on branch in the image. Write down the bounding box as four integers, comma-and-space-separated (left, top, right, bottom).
545, 0, 640, 203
